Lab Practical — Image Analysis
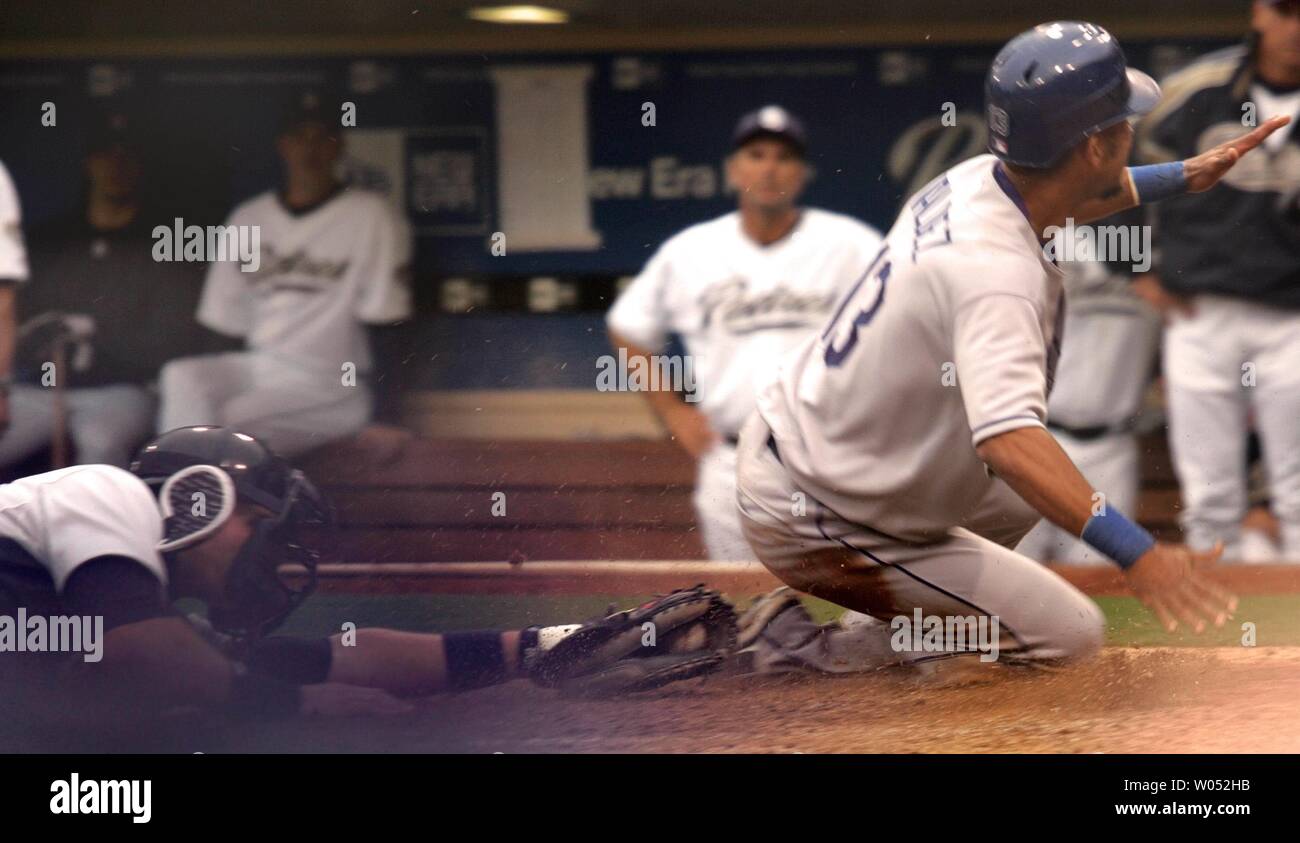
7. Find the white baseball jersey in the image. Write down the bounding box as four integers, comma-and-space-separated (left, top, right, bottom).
756, 155, 1064, 541
198, 187, 412, 375
0, 160, 29, 282
0, 465, 165, 593
607, 208, 882, 436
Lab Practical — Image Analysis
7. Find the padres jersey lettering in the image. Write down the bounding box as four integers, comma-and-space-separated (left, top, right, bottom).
608, 208, 883, 436
198, 188, 412, 374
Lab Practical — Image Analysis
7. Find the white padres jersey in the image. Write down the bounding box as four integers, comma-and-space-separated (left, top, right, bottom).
607, 208, 882, 435
756, 155, 1064, 540
0, 465, 166, 592
198, 188, 413, 374
0, 160, 29, 282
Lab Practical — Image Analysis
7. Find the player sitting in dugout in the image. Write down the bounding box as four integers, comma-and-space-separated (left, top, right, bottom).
156, 92, 413, 461
0, 426, 737, 723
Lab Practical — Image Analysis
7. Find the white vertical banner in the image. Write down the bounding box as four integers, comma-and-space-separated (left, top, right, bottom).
340, 128, 407, 212
489, 64, 601, 252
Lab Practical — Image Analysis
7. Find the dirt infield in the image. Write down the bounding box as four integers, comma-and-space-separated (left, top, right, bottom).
390, 646, 1300, 753
41, 644, 1298, 753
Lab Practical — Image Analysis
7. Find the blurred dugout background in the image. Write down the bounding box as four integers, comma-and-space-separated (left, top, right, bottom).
0, 1, 1258, 563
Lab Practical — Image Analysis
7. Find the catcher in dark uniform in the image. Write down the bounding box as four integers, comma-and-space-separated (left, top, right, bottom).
0, 426, 736, 723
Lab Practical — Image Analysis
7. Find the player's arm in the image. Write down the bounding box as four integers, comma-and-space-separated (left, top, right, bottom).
605, 240, 716, 457
321, 628, 526, 696
97, 618, 410, 717
317, 585, 732, 696
607, 328, 715, 459
956, 292, 1234, 633
1072, 115, 1290, 225
63, 557, 276, 712
976, 428, 1235, 633
64, 557, 407, 717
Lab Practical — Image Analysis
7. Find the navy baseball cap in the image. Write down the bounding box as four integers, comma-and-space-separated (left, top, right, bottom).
279, 91, 341, 137
731, 106, 808, 157
87, 106, 141, 153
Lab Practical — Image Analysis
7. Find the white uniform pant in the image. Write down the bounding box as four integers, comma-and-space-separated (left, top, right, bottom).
735, 413, 1105, 664
1163, 296, 1300, 561
1016, 431, 1139, 565
158, 352, 372, 459
0, 383, 156, 469
692, 440, 759, 562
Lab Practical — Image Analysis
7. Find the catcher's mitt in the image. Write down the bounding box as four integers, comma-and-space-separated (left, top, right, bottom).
525, 585, 737, 696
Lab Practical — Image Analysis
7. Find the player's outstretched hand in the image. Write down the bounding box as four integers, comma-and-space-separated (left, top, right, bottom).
1183, 115, 1291, 194
299, 682, 415, 716
1124, 541, 1238, 634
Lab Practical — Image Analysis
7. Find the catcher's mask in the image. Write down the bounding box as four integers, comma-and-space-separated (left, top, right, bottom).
131, 426, 335, 641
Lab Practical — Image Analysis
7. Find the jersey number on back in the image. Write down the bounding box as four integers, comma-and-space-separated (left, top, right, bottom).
821, 247, 891, 368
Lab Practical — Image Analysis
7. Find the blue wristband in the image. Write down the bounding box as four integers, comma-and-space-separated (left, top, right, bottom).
1129, 162, 1186, 204
1080, 509, 1156, 570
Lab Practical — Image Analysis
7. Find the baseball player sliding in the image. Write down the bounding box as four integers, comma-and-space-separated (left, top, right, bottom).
607, 106, 882, 561
0, 427, 737, 726
736, 21, 1290, 664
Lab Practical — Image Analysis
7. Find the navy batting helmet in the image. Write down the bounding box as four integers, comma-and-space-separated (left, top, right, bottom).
986, 21, 1161, 168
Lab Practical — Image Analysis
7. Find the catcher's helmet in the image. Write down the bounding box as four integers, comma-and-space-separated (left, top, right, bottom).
986, 21, 1161, 168
131, 426, 298, 515
130, 426, 333, 639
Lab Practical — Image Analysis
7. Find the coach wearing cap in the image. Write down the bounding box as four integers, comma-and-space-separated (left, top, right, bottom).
606, 105, 882, 562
